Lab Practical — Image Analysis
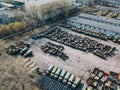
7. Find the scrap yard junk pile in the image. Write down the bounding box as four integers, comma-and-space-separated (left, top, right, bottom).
86, 68, 120, 90
6, 41, 33, 57
59, 24, 120, 44
43, 27, 116, 59
37, 65, 84, 90
59, 24, 109, 41
41, 42, 69, 60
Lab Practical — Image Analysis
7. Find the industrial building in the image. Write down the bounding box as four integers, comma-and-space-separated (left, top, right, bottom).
76, 0, 94, 5
102, 0, 120, 7
97, 5, 120, 13
67, 14, 120, 37
79, 13, 120, 27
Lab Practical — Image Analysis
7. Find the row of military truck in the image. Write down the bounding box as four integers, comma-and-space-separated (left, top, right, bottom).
6, 41, 33, 57
43, 27, 116, 59
97, 10, 120, 18
59, 24, 120, 44
41, 42, 69, 60
86, 67, 120, 90
44, 65, 82, 90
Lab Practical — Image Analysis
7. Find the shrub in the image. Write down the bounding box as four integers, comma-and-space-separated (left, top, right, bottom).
0, 22, 25, 38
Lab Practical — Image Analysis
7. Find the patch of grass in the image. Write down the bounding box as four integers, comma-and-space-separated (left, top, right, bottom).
0, 58, 41, 90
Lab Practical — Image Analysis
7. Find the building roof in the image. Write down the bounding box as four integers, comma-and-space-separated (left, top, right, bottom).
1, 2, 15, 8
0, 9, 14, 17
25, 0, 56, 6
97, 6, 120, 12
68, 17, 120, 34
13, 0, 25, 3
79, 13, 120, 25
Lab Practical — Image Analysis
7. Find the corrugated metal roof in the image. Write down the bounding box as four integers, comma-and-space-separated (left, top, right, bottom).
79, 13, 120, 25
97, 6, 120, 12
68, 17, 120, 34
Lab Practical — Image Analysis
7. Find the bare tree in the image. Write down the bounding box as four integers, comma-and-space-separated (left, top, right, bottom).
24, 0, 72, 26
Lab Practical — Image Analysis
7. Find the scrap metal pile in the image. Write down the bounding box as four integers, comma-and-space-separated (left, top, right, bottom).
37, 65, 83, 90
41, 42, 68, 60
59, 24, 120, 44
86, 68, 120, 90
6, 41, 33, 57
43, 28, 116, 59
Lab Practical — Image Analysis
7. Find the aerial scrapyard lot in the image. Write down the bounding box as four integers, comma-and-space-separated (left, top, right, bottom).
25, 26, 120, 80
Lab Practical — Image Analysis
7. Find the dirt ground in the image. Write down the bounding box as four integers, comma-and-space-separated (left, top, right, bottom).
0, 57, 41, 90
26, 27, 120, 80
0, 26, 120, 90
0, 38, 41, 90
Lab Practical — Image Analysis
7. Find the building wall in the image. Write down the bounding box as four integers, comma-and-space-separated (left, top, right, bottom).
0, 14, 9, 24
0, 12, 15, 24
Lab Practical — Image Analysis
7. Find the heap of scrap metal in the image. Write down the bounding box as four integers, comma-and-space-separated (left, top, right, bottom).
6, 41, 33, 57
41, 42, 68, 60
86, 67, 120, 90
59, 24, 120, 44
43, 28, 116, 59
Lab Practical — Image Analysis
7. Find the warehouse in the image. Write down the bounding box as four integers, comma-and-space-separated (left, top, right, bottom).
97, 6, 120, 13
67, 16, 120, 37
79, 13, 120, 27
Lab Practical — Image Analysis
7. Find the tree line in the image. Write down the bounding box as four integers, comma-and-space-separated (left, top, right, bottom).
0, 22, 25, 38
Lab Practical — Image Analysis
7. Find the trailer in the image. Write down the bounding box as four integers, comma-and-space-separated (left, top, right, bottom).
45, 65, 54, 76
20, 47, 29, 55
50, 67, 58, 78
24, 50, 33, 57
54, 68, 62, 79
71, 77, 81, 89
67, 74, 75, 87
62, 72, 71, 84
58, 70, 67, 82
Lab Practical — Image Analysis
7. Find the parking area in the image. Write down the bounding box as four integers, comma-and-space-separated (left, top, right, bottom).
25, 27, 120, 80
